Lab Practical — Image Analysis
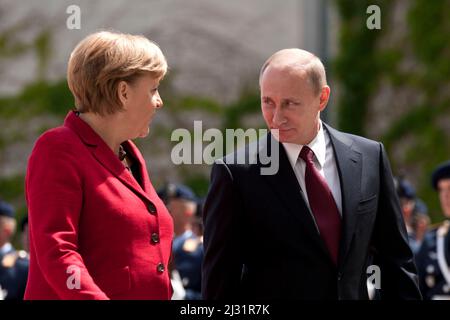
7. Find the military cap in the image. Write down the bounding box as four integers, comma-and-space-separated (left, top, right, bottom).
413, 198, 428, 216
395, 177, 416, 200
431, 161, 450, 190
157, 183, 197, 203
0, 200, 14, 218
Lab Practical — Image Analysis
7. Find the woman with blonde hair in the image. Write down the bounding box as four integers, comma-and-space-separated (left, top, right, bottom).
25, 31, 173, 300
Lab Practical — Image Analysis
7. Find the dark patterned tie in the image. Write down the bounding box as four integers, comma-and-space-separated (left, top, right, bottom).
299, 146, 342, 265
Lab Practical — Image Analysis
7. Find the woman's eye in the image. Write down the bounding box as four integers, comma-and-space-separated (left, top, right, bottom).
150, 87, 159, 94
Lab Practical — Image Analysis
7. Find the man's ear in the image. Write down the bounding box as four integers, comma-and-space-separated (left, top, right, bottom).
118, 81, 129, 109
319, 85, 330, 111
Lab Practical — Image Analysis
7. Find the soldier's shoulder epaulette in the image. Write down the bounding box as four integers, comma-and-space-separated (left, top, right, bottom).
429, 222, 442, 230
1, 250, 29, 268
437, 220, 450, 237
1, 252, 18, 268
183, 237, 201, 253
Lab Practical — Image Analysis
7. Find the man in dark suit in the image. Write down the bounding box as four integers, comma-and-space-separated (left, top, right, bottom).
201, 49, 421, 300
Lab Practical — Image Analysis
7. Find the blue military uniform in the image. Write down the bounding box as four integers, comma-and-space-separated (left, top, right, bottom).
158, 184, 203, 300
394, 177, 416, 242
416, 221, 450, 300
415, 161, 450, 300
173, 230, 203, 300
0, 200, 29, 300
0, 244, 29, 300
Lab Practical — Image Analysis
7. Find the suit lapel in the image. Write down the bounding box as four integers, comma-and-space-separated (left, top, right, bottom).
90, 143, 152, 203
258, 133, 332, 262
123, 140, 153, 195
324, 124, 362, 268
63, 111, 152, 203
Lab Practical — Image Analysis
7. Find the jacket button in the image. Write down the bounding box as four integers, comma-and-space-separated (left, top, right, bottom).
156, 263, 165, 273
151, 233, 160, 244
147, 202, 157, 214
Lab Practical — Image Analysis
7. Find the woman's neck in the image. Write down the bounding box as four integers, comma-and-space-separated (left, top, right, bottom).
78, 112, 124, 155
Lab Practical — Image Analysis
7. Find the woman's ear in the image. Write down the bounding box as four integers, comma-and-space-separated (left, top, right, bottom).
118, 81, 129, 109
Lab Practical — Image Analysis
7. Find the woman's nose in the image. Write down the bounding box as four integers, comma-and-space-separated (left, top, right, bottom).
155, 92, 163, 109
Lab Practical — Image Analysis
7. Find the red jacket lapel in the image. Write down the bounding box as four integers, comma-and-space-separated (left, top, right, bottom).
63, 111, 152, 203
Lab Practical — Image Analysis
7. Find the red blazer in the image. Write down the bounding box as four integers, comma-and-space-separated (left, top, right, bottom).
25, 111, 174, 300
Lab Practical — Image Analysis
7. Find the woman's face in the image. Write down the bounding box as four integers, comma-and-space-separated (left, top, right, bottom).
122, 74, 163, 139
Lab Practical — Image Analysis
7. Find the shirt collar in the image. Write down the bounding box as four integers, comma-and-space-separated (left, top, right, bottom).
0, 243, 12, 256
282, 121, 326, 169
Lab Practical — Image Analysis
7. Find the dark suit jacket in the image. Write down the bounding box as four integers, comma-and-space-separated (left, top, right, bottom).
202, 123, 421, 300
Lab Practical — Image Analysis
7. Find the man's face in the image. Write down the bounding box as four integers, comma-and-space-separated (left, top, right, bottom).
166, 198, 187, 220
0, 218, 14, 246
400, 198, 415, 223
438, 178, 450, 217
260, 66, 329, 145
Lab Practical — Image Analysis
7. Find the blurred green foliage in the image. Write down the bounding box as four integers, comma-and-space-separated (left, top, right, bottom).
0, 80, 74, 119
334, 0, 450, 221
334, 0, 389, 135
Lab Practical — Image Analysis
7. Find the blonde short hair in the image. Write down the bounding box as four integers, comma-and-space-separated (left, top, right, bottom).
67, 31, 167, 115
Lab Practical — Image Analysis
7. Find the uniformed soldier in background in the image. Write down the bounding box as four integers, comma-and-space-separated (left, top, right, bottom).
0, 199, 29, 300
158, 184, 203, 300
394, 176, 417, 244
410, 198, 430, 254
192, 197, 204, 238
416, 161, 450, 300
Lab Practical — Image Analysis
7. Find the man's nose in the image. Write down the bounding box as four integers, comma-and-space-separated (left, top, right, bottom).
272, 107, 286, 126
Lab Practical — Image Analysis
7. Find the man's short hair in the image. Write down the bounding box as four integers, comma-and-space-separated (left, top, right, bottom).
67, 30, 168, 116
259, 49, 327, 96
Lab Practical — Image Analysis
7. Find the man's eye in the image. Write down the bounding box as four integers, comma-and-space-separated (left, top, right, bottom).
284, 101, 299, 109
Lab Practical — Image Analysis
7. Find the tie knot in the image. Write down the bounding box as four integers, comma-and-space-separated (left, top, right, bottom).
299, 146, 314, 163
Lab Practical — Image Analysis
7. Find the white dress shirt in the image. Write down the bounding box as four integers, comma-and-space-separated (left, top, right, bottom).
282, 121, 343, 216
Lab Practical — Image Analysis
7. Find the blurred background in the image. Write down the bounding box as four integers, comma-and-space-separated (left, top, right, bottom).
0, 0, 449, 249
